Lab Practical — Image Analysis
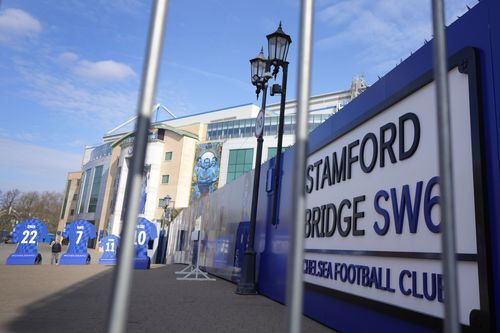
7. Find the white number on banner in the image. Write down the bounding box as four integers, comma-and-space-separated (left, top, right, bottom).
135, 230, 147, 246
105, 241, 115, 252
76, 230, 84, 244
21, 230, 37, 244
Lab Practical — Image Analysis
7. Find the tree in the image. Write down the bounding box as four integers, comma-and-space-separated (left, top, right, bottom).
1, 189, 20, 210
35, 191, 62, 233
0, 189, 21, 232
16, 191, 39, 220
0, 189, 63, 234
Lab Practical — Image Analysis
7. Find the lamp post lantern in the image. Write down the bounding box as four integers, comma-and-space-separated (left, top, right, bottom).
157, 194, 172, 265
236, 48, 272, 295
267, 22, 291, 226
267, 21, 292, 76
250, 47, 268, 98
163, 195, 171, 208
162, 195, 172, 221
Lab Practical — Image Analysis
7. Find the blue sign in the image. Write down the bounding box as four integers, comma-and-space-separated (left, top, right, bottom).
99, 234, 120, 265
60, 220, 96, 265
134, 217, 157, 269
6, 218, 48, 265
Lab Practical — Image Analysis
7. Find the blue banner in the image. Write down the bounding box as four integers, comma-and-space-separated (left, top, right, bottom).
134, 217, 157, 269
60, 220, 96, 265
99, 234, 120, 265
6, 218, 48, 265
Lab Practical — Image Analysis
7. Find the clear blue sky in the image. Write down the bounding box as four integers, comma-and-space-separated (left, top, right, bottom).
0, 0, 477, 192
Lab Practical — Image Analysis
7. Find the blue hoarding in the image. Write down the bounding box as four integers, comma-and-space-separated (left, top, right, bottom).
60, 220, 96, 265
134, 217, 158, 269
6, 218, 48, 265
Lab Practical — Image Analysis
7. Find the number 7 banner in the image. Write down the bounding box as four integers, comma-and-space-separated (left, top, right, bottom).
60, 219, 96, 265
6, 218, 48, 265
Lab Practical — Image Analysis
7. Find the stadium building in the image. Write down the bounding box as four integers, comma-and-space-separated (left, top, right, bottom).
57, 76, 367, 256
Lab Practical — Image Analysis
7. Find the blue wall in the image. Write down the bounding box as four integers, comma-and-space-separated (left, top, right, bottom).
254, 1, 500, 332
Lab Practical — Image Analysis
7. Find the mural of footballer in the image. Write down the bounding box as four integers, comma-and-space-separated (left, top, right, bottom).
191, 142, 222, 203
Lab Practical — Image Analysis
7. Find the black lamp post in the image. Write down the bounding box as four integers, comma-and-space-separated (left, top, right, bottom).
236, 48, 272, 295
157, 194, 172, 264
161, 195, 172, 227
267, 22, 292, 226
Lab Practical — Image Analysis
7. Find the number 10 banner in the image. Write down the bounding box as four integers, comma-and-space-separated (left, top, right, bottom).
6, 218, 48, 265
60, 220, 96, 265
134, 217, 158, 270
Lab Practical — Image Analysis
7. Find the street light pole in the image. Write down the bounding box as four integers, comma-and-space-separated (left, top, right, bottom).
266, 22, 292, 226
158, 195, 171, 264
237, 23, 291, 293
237, 49, 270, 294
270, 61, 288, 225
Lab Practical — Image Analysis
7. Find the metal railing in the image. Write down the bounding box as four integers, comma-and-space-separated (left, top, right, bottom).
106, 1, 170, 332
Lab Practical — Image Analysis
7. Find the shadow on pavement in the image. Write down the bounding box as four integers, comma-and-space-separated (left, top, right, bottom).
6, 264, 335, 333
6, 267, 113, 332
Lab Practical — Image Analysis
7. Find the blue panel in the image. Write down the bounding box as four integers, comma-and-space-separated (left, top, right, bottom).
233, 221, 250, 281
99, 235, 119, 265
483, 0, 500, 326
6, 218, 48, 265
134, 257, 150, 270
254, 1, 500, 332
6, 254, 41, 265
304, 288, 436, 333
257, 152, 293, 303
60, 219, 96, 265
133, 218, 157, 270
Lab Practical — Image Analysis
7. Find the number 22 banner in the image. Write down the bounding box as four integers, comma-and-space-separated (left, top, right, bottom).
6, 218, 48, 265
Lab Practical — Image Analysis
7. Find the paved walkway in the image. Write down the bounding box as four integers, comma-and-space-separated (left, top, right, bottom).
0, 245, 335, 333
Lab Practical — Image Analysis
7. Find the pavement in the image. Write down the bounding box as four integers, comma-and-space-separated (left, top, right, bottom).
0, 244, 336, 333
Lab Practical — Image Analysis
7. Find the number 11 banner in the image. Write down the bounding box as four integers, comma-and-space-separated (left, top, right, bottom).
99, 234, 120, 265
60, 220, 96, 265
6, 218, 48, 265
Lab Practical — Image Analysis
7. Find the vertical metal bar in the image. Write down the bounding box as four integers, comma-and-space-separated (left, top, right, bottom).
431, 1, 460, 333
288, 0, 314, 332
106, 1, 169, 332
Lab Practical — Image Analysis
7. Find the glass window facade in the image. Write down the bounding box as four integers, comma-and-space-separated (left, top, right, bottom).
206, 113, 332, 141
61, 180, 71, 219
165, 151, 173, 160
268, 147, 277, 161
162, 175, 170, 184
227, 149, 253, 183
267, 147, 289, 161
88, 165, 103, 213
79, 169, 92, 214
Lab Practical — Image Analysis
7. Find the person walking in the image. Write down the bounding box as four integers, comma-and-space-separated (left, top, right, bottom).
51, 238, 62, 265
